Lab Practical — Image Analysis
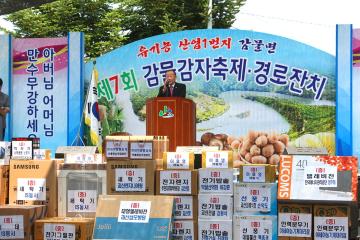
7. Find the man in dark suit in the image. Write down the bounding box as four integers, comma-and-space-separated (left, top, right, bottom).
157, 70, 186, 97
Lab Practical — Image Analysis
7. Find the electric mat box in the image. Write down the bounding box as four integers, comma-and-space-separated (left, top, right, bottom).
198, 168, 233, 194
233, 215, 277, 240
198, 194, 233, 220
34, 217, 94, 240
0, 205, 46, 240
107, 159, 155, 195
9, 160, 57, 217
93, 195, 174, 240
197, 220, 232, 240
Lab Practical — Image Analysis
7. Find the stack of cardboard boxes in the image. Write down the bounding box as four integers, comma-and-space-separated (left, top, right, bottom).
197, 151, 234, 240
157, 151, 198, 239
233, 164, 278, 240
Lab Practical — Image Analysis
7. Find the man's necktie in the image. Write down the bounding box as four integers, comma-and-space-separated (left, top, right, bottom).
170, 85, 174, 96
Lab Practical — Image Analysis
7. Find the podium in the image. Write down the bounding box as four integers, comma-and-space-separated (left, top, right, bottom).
146, 97, 196, 151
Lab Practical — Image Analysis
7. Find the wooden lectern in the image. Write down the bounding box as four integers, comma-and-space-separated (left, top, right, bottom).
146, 97, 196, 151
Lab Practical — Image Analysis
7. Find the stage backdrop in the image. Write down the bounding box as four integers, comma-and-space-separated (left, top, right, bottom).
85, 29, 336, 155
0, 33, 84, 154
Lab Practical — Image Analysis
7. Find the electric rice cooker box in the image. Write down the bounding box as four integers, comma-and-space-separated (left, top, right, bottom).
198, 168, 233, 194
197, 220, 232, 240
172, 220, 197, 240
278, 203, 312, 240
0, 205, 46, 240
198, 194, 233, 220
278, 155, 358, 201
107, 159, 155, 195
233, 215, 277, 240
313, 205, 350, 240
9, 160, 57, 217
93, 195, 174, 240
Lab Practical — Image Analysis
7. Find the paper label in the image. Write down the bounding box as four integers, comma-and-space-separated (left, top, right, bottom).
172, 220, 194, 239
0, 215, 24, 239
242, 165, 266, 183
205, 151, 229, 168
199, 169, 233, 194
160, 170, 192, 194
234, 184, 271, 212
106, 140, 129, 158
198, 194, 232, 220
314, 217, 348, 239
17, 178, 46, 200
130, 142, 153, 159
166, 152, 190, 169
11, 140, 32, 159
115, 168, 146, 192
43, 223, 75, 240
304, 166, 337, 187
174, 196, 194, 219
238, 218, 273, 240
278, 213, 312, 237
67, 190, 97, 212
118, 201, 151, 223
198, 220, 232, 240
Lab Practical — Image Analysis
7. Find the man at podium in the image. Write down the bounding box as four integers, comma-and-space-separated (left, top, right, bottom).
157, 70, 186, 97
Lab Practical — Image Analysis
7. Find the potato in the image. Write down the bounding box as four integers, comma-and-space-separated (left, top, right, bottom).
267, 134, 278, 144
269, 154, 280, 165
251, 155, 267, 164
262, 144, 275, 158
242, 138, 252, 152
278, 134, 289, 146
250, 145, 261, 156
245, 152, 252, 162
255, 135, 268, 147
248, 130, 259, 144
240, 148, 248, 158
230, 139, 241, 149
274, 140, 285, 154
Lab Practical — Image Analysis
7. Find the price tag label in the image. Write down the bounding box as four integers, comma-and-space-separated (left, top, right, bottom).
17, 178, 46, 200
0, 215, 24, 239
67, 190, 97, 212
115, 168, 146, 192
166, 152, 190, 169
43, 223, 75, 240
205, 151, 229, 168
118, 201, 151, 223
243, 166, 266, 182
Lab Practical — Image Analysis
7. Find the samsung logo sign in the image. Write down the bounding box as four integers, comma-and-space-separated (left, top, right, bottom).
13, 164, 39, 169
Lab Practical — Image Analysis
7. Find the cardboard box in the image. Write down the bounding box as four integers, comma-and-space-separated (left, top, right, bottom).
34, 217, 94, 240
9, 160, 57, 217
107, 159, 155, 195
198, 168, 233, 194
0, 165, 9, 205
313, 205, 350, 239
172, 220, 197, 240
174, 196, 198, 220
0, 205, 46, 240
156, 170, 198, 196
57, 163, 107, 217
130, 136, 169, 160
198, 194, 233, 220
234, 183, 277, 215
278, 203, 312, 240
233, 215, 277, 240
238, 164, 276, 183
163, 152, 195, 170
93, 195, 174, 240
197, 220, 232, 240
278, 155, 358, 201
201, 151, 233, 169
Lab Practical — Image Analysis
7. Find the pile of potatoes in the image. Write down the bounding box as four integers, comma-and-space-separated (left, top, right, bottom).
199, 131, 289, 166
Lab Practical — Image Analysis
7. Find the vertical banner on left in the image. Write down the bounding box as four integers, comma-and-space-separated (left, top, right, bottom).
12, 37, 68, 150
